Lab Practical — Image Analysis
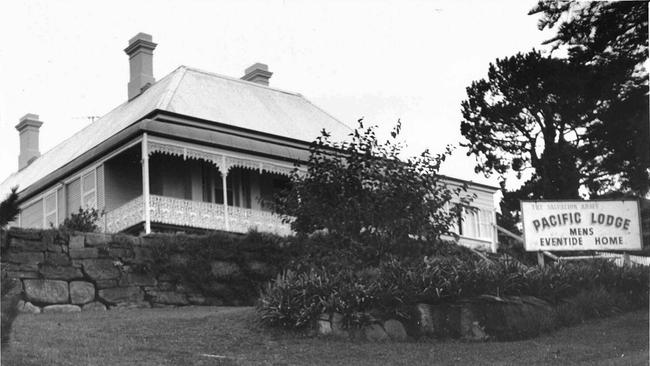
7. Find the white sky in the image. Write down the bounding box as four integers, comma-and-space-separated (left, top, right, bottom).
0, 0, 555, 192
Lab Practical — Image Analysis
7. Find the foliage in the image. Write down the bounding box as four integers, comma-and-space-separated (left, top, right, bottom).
60, 207, 102, 232
531, 1, 649, 197
0, 187, 20, 228
273, 119, 472, 262
460, 50, 600, 199
257, 256, 649, 330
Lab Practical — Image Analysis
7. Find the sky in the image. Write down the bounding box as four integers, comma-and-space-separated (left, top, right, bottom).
0, 0, 556, 193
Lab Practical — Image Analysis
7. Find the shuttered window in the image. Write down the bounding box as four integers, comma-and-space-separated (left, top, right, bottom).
22, 199, 44, 229
67, 178, 81, 215
96, 165, 105, 211
57, 188, 65, 225
44, 192, 57, 227
82, 170, 97, 209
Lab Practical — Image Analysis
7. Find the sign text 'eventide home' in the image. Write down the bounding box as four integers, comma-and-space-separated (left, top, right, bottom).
520, 200, 642, 252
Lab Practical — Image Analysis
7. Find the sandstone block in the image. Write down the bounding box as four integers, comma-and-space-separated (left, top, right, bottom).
5, 271, 39, 279
383, 319, 408, 341
85, 233, 112, 247
24, 279, 69, 304
17, 300, 41, 314
45, 252, 70, 266
69, 235, 85, 249
111, 233, 141, 247
331, 312, 347, 336
39, 265, 83, 280
70, 248, 99, 259
4, 251, 43, 266
187, 293, 207, 305
98, 286, 144, 304
82, 302, 107, 312
210, 261, 240, 279
112, 301, 151, 310
42, 304, 81, 313
132, 247, 153, 263
8, 229, 41, 240
70, 281, 95, 305
317, 314, 332, 336
10, 237, 46, 251
364, 324, 389, 342
95, 279, 118, 289
118, 273, 156, 287
81, 259, 120, 280
108, 248, 133, 259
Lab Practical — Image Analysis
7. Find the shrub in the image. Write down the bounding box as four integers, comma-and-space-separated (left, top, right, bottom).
60, 207, 102, 232
257, 256, 649, 330
273, 119, 473, 262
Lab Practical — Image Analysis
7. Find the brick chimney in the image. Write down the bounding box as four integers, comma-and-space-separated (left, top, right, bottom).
124, 33, 157, 100
15, 113, 43, 170
241, 63, 272, 86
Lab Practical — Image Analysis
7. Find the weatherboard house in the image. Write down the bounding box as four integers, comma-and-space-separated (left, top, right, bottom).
0, 33, 499, 251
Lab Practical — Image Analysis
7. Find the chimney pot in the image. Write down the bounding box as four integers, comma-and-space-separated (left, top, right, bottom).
15, 113, 43, 170
241, 63, 272, 86
124, 32, 157, 100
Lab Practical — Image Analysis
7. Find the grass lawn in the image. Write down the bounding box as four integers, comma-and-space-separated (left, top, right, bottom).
1, 306, 648, 366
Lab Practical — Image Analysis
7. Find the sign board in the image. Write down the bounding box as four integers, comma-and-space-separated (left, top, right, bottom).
521, 200, 642, 251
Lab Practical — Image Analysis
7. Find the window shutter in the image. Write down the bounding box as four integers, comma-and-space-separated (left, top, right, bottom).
67, 178, 81, 215
22, 199, 44, 229
44, 193, 57, 227
82, 170, 97, 208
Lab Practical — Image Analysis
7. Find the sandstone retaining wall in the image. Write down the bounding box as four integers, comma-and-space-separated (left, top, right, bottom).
0, 228, 281, 313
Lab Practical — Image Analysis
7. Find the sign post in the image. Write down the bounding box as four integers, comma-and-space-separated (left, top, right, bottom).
521, 199, 643, 253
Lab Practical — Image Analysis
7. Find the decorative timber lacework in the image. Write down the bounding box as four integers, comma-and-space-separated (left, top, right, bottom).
147, 140, 298, 176
104, 196, 144, 233
104, 195, 292, 235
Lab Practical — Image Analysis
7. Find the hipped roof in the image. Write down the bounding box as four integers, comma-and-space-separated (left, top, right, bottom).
0, 66, 353, 196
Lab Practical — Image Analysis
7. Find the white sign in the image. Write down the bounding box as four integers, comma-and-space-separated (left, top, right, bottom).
521, 200, 642, 251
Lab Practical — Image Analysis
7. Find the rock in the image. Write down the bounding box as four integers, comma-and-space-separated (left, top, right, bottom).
108, 248, 133, 259
132, 247, 153, 263
459, 304, 488, 341
39, 264, 83, 280
70, 281, 95, 305
111, 234, 141, 247
82, 302, 107, 312
331, 312, 347, 336
42, 304, 81, 313
98, 286, 144, 304
383, 319, 408, 341
24, 279, 69, 304
3, 251, 43, 267
146, 290, 189, 305
8, 229, 41, 240
17, 300, 41, 314
416, 303, 434, 335
80, 259, 120, 280
70, 248, 99, 259
317, 314, 332, 335
45, 252, 70, 266
118, 273, 156, 287
210, 261, 240, 279
5, 271, 39, 279
10, 237, 46, 251
187, 293, 207, 305
84, 233, 111, 247
69, 235, 85, 249
170, 254, 190, 267
95, 279, 118, 289
364, 324, 389, 342
46, 242, 64, 253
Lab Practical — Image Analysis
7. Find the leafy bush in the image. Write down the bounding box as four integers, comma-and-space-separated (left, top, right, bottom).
60, 207, 102, 232
273, 120, 473, 262
0, 187, 20, 228
257, 257, 649, 330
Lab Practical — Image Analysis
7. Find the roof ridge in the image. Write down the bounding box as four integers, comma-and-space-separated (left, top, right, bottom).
156, 66, 188, 111
180, 65, 303, 97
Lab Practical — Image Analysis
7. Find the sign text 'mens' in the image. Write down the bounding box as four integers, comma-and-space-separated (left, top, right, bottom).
521, 200, 642, 251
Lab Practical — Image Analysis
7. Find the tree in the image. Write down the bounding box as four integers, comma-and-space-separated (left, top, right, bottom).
530, 0, 649, 196
273, 119, 472, 258
0, 187, 20, 228
460, 50, 598, 199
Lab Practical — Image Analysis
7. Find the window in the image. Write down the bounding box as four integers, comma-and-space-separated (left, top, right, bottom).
22, 199, 43, 229
81, 170, 97, 208
67, 178, 81, 215
44, 192, 57, 227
